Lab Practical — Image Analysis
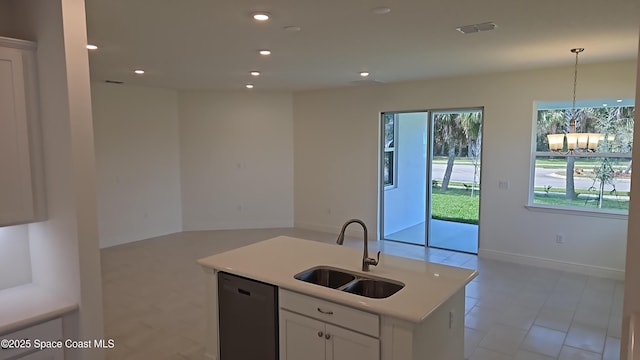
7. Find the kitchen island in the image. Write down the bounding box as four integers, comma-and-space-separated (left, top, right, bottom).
198, 236, 477, 360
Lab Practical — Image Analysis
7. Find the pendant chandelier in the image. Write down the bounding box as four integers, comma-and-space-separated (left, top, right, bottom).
547, 48, 603, 152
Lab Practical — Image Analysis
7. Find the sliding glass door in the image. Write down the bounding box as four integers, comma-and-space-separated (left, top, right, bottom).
380, 109, 482, 254
428, 110, 482, 253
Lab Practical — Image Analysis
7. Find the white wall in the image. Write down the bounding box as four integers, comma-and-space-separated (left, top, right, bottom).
0, 225, 31, 289
9, 0, 105, 358
383, 112, 427, 235
294, 86, 383, 232
179, 91, 294, 230
92, 83, 182, 247
294, 60, 636, 278
621, 39, 640, 359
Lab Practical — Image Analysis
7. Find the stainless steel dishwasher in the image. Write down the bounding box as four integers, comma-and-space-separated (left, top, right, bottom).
218, 271, 278, 360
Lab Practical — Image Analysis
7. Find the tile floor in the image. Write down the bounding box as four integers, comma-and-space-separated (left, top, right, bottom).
101, 228, 623, 360
385, 219, 479, 254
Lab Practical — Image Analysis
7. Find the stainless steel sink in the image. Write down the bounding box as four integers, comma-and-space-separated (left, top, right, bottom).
294, 267, 356, 289
294, 266, 404, 299
342, 279, 404, 299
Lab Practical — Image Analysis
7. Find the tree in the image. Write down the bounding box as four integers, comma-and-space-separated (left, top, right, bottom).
434, 112, 482, 192
460, 112, 483, 196
436, 113, 460, 191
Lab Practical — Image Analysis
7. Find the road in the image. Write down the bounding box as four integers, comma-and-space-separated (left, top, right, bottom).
431, 163, 631, 192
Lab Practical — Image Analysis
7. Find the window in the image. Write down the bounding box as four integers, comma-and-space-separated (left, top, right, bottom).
531, 100, 634, 214
383, 113, 397, 188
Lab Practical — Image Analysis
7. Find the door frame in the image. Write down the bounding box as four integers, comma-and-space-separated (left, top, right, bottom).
378, 107, 484, 253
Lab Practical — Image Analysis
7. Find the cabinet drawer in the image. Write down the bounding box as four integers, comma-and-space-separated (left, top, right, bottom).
279, 289, 379, 338
0, 318, 62, 360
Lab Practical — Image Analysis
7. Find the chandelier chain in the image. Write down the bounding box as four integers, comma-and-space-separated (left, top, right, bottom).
570, 48, 584, 112
572, 51, 578, 111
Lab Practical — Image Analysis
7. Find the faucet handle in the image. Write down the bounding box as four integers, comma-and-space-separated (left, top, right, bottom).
368, 251, 381, 266
363, 251, 381, 271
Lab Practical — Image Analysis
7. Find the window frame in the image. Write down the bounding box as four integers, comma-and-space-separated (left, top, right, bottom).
528, 101, 634, 216
383, 113, 398, 189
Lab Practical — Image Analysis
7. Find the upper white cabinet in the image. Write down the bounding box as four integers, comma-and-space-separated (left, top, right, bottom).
0, 36, 46, 226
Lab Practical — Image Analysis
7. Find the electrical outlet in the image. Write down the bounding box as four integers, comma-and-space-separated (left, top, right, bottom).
498, 180, 509, 190
556, 233, 565, 244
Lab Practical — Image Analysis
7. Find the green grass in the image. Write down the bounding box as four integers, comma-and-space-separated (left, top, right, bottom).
431, 188, 479, 224
533, 193, 629, 211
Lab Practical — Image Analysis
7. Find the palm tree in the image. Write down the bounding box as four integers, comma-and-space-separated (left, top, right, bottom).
538, 108, 590, 200
460, 112, 483, 196
435, 113, 460, 191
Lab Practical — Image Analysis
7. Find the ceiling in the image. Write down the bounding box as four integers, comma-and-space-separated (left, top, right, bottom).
84, 0, 640, 92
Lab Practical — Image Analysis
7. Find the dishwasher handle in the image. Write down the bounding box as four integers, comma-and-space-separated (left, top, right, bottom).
238, 288, 251, 296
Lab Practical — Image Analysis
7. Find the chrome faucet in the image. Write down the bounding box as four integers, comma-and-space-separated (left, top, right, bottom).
336, 219, 380, 272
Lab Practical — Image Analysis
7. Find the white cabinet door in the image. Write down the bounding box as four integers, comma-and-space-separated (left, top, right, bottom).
326, 324, 379, 360
280, 310, 379, 360
280, 310, 325, 360
0, 45, 35, 226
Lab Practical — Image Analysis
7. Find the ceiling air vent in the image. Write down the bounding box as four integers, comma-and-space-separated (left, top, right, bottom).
456, 22, 497, 34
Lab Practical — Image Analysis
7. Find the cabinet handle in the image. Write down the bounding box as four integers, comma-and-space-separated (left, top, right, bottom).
325, 333, 331, 340
317, 331, 323, 337
317, 307, 334, 315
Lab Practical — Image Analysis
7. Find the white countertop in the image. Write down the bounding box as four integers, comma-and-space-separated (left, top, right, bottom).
197, 236, 477, 323
0, 284, 78, 334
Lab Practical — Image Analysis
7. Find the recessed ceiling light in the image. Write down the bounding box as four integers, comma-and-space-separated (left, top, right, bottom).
284, 25, 301, 32
246, 84, 254, 89
371, 6, 391, 15
86, 44, 98, 50
360, 71, 370, 77
617, 99, 623, 103
259, 49, 271, 56
252, 12, 271, 21
134, 69, 145, 75
250, 71, 261, 76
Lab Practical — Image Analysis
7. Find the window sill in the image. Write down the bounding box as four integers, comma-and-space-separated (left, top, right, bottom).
525, 204, 628, 220
535, 151, 632, 158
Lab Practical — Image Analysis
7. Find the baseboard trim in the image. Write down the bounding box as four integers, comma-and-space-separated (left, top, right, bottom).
478, 248, 624, 280
294, 221, 365, 238
183, 221, 294, 232
294, 221, 335, 234
99, 227, 182, 249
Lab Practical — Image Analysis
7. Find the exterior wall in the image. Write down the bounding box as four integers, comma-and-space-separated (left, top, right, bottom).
383, 112, 427, 235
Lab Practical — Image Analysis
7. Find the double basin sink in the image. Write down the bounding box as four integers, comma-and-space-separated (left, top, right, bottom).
294, 266, 404, 299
